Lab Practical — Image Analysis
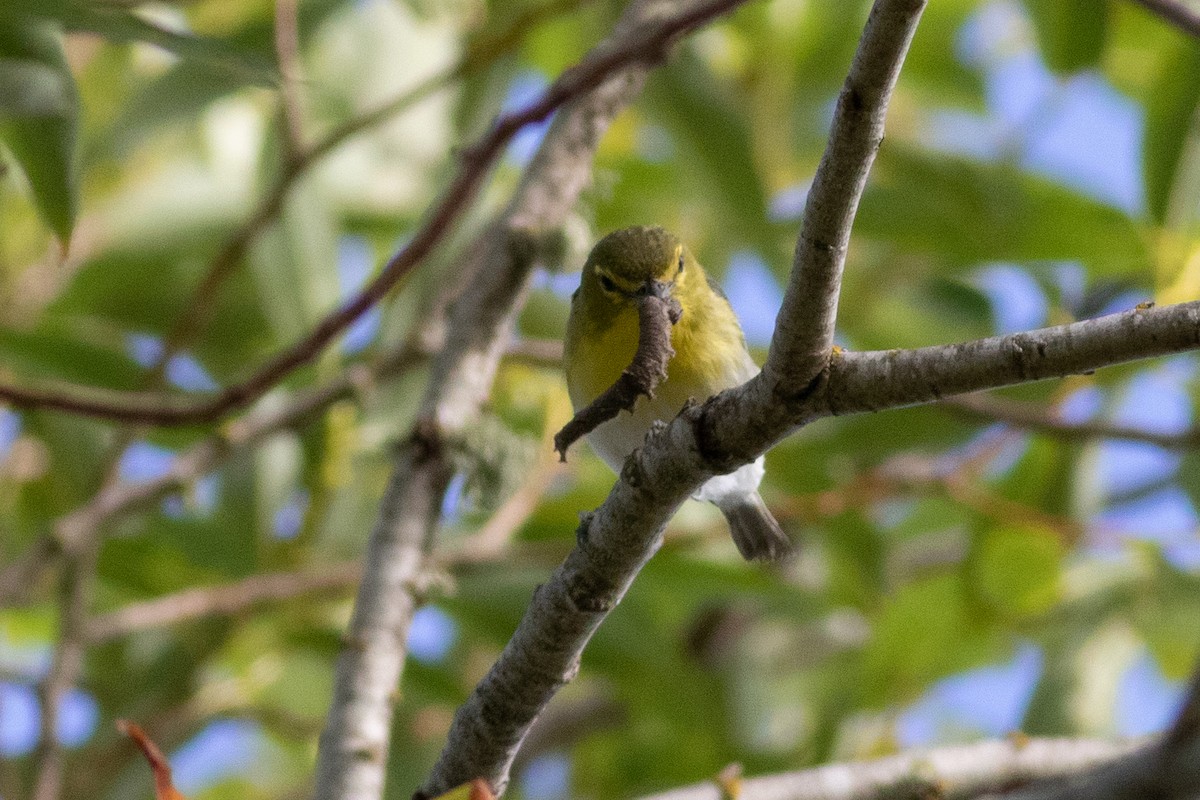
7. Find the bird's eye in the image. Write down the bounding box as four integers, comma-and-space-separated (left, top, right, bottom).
677, 253, 685, 274
599, 274, 618, 293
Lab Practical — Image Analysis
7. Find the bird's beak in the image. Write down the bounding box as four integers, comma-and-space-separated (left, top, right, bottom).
637, 279, 673, 301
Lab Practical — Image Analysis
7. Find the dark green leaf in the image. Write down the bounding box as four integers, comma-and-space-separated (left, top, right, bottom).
1024, 0, 1108, 74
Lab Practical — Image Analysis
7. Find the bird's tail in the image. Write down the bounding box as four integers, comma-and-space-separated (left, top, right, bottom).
716, 493, 792, 562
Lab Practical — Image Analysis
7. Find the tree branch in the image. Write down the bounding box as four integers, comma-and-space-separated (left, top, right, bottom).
941, 393, 1200, 449
976, 661, 1200, 800
415, 3, 927, 795
765, 0, 925, 395
822, 303, 1200, 419
634, 737, 1140, 800
273, 0, 307, 157
0, 0, 711, 428
31, 546, 98, 800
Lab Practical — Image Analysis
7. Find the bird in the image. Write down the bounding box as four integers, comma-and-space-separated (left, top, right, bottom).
564, 225, 791, 561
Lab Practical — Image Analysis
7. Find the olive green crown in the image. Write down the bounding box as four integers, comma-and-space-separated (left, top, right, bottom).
585, 226, 681, 283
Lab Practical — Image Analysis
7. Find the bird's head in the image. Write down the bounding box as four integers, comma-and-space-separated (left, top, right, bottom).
580, 225, 696, 309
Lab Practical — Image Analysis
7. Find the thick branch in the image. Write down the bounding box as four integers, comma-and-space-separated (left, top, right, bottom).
0, 0, 736, 428
553, 294, 681, 460
823, 303, 1200, 418
766, 0, 925, 393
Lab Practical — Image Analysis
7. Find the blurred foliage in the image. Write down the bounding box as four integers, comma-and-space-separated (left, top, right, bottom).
1, 1, 1200, 799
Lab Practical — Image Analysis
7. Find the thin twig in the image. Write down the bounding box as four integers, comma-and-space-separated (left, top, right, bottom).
553, 294, 681, 460
86, 562, 363, 642
1130, 0, 1200, 38
0, 339, 558, 605
0, 0, 742, 428
942, 393, 1200, 449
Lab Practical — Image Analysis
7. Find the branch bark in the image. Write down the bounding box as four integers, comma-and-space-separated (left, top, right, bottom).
85, 561, 364, 642
765, 0, 924, 395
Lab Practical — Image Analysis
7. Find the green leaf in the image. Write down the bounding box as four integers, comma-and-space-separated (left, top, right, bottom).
643, 52, 777, 253
861, 573, 1000, 704
1143, 38, 1200, 223
1023, 0, 1108, 74
857, 147, 1151, 277
0, 314, 144, 389
0, 14, 78, 240
971, 524, 1065, 617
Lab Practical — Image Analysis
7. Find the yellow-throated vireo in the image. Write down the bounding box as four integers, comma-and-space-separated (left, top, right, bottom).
565, 226, 791, 561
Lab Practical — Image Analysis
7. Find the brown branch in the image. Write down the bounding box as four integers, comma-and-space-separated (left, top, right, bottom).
1129, 0, 1200, 38
0, 0, 740, 428
0, 345, 420, 604
553, 294, 682, 460
942, 393, 1200, 449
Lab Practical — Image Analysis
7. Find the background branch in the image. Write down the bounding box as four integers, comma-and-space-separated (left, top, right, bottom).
941, 392, 1200, 449
635, 737, 1140, 800
0, 0, 698, 428
1130, 0, 1200, 38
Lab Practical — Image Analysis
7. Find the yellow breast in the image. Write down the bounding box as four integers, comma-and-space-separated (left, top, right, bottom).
565, 284, 756, 419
